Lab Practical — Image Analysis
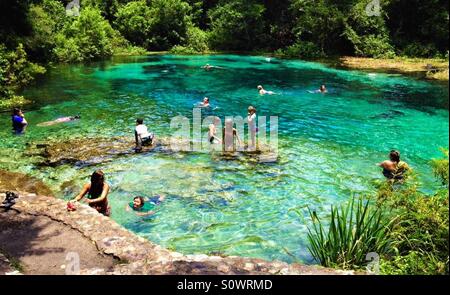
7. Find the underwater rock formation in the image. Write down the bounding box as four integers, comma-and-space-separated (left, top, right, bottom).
26, 136, 278, 167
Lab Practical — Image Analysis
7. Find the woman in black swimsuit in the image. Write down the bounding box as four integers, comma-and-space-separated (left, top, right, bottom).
70, 170, 111, 216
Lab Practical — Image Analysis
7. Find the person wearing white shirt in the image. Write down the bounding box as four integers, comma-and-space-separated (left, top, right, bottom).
247, 106, 257, 149
135, 118, 154, 151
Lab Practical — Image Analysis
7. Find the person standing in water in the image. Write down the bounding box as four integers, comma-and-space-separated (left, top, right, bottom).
378, 150, 410, 181
12, 108, 28, 134
69, 170, 111, 216
247, 106, 257, 149
208, 117, 222, 144
223, 118, 242, 152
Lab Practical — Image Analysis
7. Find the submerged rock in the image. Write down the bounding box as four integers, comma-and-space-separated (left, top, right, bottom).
27, 136, 279, 167
0, 170, 54, 196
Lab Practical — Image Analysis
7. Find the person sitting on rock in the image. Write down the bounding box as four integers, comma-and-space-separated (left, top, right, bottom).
126, 195, 165, 216
377, 150, 410, 181
135, 118, 154, 152
69, 170, 111, 216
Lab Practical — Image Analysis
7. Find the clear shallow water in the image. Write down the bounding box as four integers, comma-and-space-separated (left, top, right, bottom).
0, 55, 448, 263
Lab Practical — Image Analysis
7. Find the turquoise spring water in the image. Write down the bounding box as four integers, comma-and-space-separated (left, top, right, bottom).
0, 55, 448, 264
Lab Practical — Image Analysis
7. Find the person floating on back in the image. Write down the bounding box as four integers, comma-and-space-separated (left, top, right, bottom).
126, 195, 165, 217
135, 118, 155, 152
257, 85, 275, 95
202, 64, 223, 71
68, 170, 111, 216
37, 115, 80, 127
12, 108, 28, 134
377, 150, 410, 181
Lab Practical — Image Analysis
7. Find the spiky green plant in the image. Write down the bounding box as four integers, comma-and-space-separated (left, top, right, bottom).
307, 196, 394, 269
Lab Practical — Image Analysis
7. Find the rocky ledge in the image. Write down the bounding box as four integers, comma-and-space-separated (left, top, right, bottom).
26, 136, 278, 167
1, 191, 351, 275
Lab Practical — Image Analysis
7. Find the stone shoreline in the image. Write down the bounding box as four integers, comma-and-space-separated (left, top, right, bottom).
1, 191, 352, 275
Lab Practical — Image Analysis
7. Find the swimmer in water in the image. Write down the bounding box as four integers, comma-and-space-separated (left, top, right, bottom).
317, 85, 327, 93
198, 97, 211, 108
257, 85, 275, 95
37, 115, 80, 127
202, 64, 223, 71
377, 150, 410, 182
126, 195, 165, 217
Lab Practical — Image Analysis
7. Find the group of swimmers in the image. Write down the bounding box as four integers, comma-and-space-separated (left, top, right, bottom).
9, 63, 408, 218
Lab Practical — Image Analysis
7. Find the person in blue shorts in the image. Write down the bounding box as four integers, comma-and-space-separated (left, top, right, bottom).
126, 195, 165, 216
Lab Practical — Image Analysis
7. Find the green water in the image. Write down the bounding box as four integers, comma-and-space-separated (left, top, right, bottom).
1, 55, 448, 264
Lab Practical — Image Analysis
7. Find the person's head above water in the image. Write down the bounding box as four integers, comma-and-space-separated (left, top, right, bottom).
203, 97, 210, 103
248, 106, 256, 115
320, 85, 327, 92
73, 115, 81, 119
389, 150, 401, 162
136, 118, 144, 125
257, 85, 263, 90
91, 170, 105, 185
133, 196, 145, 209
13, 108, 22, 116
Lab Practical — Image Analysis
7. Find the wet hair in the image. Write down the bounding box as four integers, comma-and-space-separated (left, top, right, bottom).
74, 115, 81, 119
89, 170, 105, 197
133, 196, 145, 208
389, 150, 400, 162
248, 106, 256, 113
136, 118, 144, 125
204, 97, 209, 102
257, 85, 263, 90
13, 108, 21, 116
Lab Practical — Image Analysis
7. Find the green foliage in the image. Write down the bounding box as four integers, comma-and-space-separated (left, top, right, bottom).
114, 1, 153, 47
306, 196, 393, 269
208, 0, 266, 50
169, 45, 198, 55
54, 6, 117, 62
343, 1, 396, 58
308, 149, 449, 274
115, 0, 192, 51
431, 149, 449, 187
275, 41, 324, 59
185, 26, 209, 53
290, 0, 344, 55
0, 43, 46, 100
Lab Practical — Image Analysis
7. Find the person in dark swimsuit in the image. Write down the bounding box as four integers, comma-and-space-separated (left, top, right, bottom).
69, 170, 111, 216
378, 150, 410, 181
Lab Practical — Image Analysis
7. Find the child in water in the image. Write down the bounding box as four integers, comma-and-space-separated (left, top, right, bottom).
126, 195, 165, 216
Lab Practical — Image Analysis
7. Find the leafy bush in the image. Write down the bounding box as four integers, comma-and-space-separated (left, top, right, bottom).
54, 6, 116, 62
169, 45, 198, 55
431, 149, 449, 187
208, 0, 266, 51
401, 43, 440, 58
307, 196, 393, 269
185, 26, 209, 53
114, 1, 153, 47
0, 43, 46, 100
275, 41, 324, 59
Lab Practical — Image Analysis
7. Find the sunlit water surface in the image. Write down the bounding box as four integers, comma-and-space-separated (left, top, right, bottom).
0, 55, 448, 263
